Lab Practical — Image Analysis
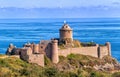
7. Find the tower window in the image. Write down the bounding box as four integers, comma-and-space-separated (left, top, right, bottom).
41, 46, 43, 49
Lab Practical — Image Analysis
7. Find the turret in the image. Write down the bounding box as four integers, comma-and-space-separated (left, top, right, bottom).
33, 44, 40, 54
59, 22, 73, 44
51, 39, 59, 64
105, 42, 111, 56
26, 47, 32, 55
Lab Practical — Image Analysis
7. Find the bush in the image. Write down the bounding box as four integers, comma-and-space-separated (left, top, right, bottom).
44, 67, 58, 77
44, 55, 52, 66
59, 56, 66, 61
67, 54, 76, 59
69, 72, 78, 77
90, 71, 109, 77
77, 69, 89, 77
112, 72, 120, 77
0, 59, 10, 67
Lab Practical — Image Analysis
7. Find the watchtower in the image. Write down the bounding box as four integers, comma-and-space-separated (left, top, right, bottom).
59, 22, 73, 44
33, 44, 40, 54
51, 39, 59, 64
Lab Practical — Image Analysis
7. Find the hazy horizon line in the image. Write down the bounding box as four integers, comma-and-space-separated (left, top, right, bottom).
1, 17, 120, 19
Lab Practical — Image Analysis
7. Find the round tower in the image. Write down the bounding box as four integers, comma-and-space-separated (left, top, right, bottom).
27, 47, 32, 55
33, 44, 39, 54
51, 39, 59, 64
59, 22, 73, 43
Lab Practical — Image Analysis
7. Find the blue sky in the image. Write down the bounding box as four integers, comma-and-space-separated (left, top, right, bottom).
0, 0, 120, 18
0, 0, 120, 8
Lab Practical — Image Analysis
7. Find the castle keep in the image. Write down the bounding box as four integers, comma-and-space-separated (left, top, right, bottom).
6, 22, 111, 67
59, 23, 73, 44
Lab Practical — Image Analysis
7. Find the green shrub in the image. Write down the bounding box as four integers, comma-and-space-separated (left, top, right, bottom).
0, 59, 10, 67
90, 71, 110, 77
67, 54, 76, 59
59, 56, 66, 61
69, 72, 78, 77
90, 72, 96, 77
0, 54, 5, 57
44, 67, 58, 77
112, 72, 120, 77
44, 55, 52, 66
77, 68, 89, 77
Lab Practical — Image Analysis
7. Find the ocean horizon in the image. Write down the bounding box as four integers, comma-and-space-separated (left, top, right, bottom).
0, 18, 120, 61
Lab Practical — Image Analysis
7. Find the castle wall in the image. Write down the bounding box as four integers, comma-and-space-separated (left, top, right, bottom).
20, 49, 29, 61
106, 42, 111, 56
39, 40, 52, 56
58, 45, 109, 58
28, 54, 44, 67
99, 46, 109, 58
39, 44, 44, 51
44, 43, 52, 59
58, 46, 98, 57
20, 47, 44, 67
20, 47, 33, 61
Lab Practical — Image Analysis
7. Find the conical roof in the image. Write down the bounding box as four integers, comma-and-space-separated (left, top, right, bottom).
60, 23, 72, 31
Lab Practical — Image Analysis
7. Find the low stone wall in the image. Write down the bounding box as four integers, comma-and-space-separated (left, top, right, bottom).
58, 46, 98, 57
20, 49, 29, 61
99, 46, 109, 58
20, 48, 44, 67
58, 45, 109, 58
58, 48, 71, 57
28, 54, 44, 67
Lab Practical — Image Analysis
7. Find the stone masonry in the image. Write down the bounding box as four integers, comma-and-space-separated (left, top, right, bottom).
6, 22, 111, 67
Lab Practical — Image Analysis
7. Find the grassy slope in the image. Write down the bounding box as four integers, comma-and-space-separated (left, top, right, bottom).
0, 54, 120, 77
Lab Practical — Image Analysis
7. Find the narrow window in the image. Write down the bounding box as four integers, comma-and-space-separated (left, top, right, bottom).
41, 46, 43, 48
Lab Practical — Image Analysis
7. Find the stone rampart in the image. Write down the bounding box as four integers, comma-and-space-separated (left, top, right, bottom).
58, 45, 109, 58
99, 46, 109, 58
28, 54, 44, 67
20, 47, 44, 67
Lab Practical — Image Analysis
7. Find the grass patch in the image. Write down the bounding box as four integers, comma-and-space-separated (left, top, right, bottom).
44, 55, 53, 67
0, 54, 119, 77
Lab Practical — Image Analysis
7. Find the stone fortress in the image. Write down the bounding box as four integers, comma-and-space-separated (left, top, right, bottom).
6, 22, 111, 67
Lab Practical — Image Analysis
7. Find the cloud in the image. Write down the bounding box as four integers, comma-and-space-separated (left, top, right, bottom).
112, 2, 120, 5
0, 7, 120, 18
0, 0, 119, 8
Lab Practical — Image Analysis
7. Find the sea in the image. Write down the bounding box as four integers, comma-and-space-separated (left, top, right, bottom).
0, 18, 120, 61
